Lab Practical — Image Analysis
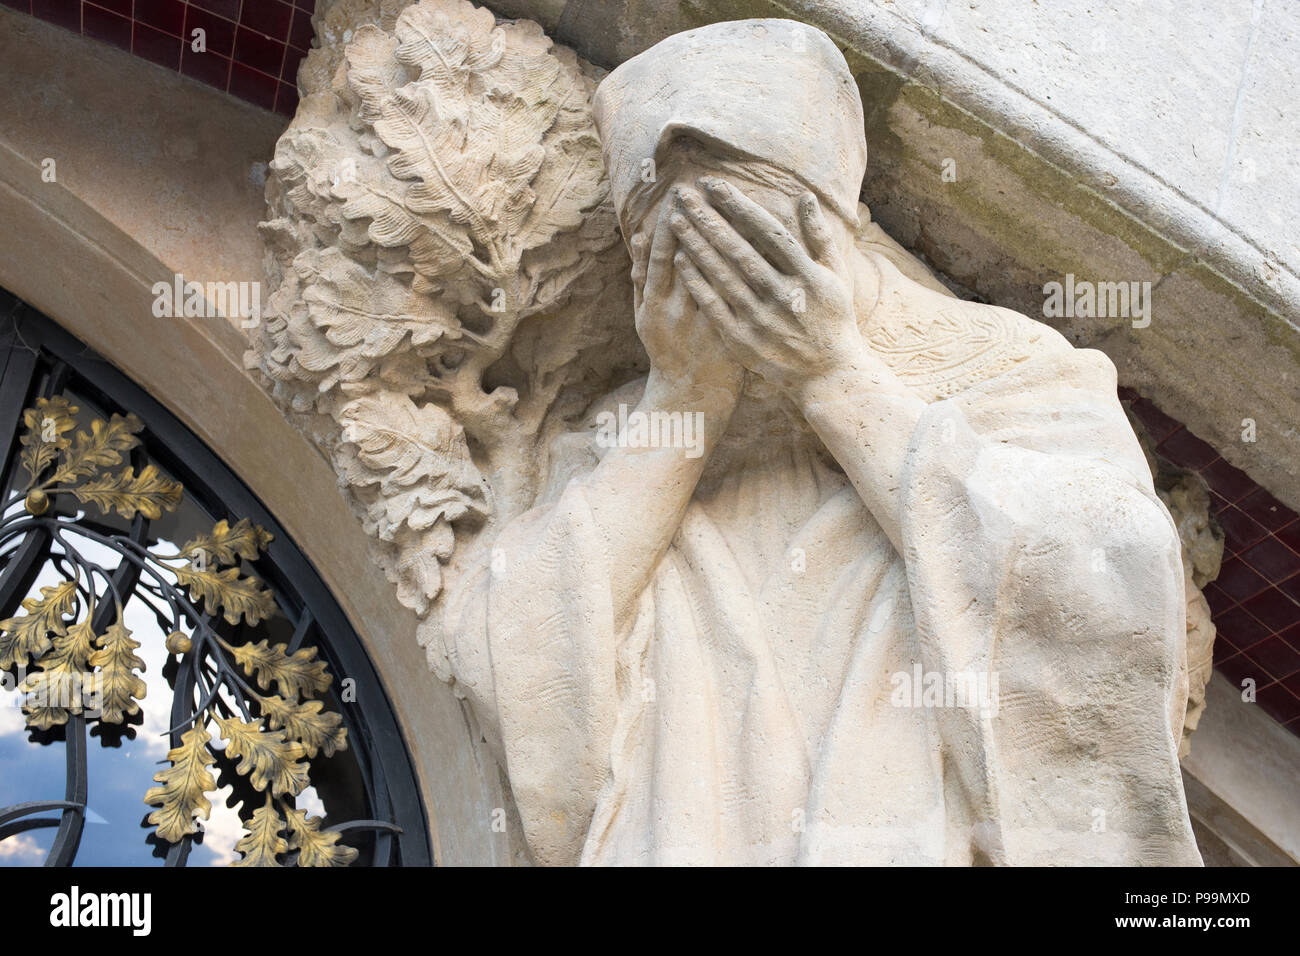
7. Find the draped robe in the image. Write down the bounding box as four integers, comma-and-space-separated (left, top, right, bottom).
441, 259, 1202, 867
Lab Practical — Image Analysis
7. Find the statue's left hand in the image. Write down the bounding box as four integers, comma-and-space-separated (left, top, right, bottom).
670, 177, 866, 396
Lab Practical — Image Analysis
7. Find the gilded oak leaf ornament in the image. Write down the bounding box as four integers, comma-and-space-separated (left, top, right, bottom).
144, 726, 218, 844
5, 394, 361, 866
233, 795, 289, 867
285, 807, 359, 867
87, 615, 147, 724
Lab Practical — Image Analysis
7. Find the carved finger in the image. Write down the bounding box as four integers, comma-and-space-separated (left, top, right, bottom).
643, 208, 677, 303
677, 187, 784, 298
673, 251, 733, 325
629, 236, 648, 311
670, 214, 756, 311
798, 192, 838, 266
699, 177, 810, 274
630, 233, 648, 281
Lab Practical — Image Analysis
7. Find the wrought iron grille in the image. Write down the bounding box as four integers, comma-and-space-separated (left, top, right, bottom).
0, 291, 431, 866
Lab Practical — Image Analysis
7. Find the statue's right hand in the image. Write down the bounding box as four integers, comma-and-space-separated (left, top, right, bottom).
631, 205, 744, 401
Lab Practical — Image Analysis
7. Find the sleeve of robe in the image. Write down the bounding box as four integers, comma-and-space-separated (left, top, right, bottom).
445, 346, 1201, 867
900, 346, 1201, 865
442, 455, 620, 867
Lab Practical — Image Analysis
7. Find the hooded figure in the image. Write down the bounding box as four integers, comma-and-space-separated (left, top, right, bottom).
441, 19, 1201, 866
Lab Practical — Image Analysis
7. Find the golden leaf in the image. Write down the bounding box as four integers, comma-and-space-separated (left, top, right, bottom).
232, 794, 288, 867
21, 613, 98, 730
0, 580, 76, 670
285, 807, 357, 867
47, 413, 143, 485
72, 463, 182, 519
144, 726, 217, 843
19, 396, 77, 487
260, 695, 348, 758
178, 517, 274, 567
217, 716, 310, 798
231, 639, 330, 701
174, 565, 276, 627
88, 616, 146, 724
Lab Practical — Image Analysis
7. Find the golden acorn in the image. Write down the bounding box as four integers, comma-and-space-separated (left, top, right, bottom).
24, 490, 49, 515
165, 631, 193, 655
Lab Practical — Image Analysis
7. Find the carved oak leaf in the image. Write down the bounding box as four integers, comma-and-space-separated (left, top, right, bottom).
285, 807, 359, 867
0, 580, 76, 670
232, 794, 288, 867
391, 519, 454, 615
260, 695, 348, 759
335, 392, 487, 533
89, 616, 147, 724
301, 249, 459, 367
21, 612, 99, 730
250, 0, 622, 632
144, 726, 218, 844
266, 128, 345, 227
218, 717, 311, 798
232, 639, 331, 701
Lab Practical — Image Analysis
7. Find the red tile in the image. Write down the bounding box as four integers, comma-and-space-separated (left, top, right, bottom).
280, 47, 305, 82
133, 21, 182, 70
1239, 588, 1300, 634
1244, 635, 1300, 680
234, 25, 285, 75
1240, 536, 1300, 583
1281, 622, 1300, 652
1279, 573, 1300, 607
1256, 681, 1300, 725
1199, 458, 1257, 505
135, 0, 186, 36
293, 0, 315, 10
1156, 427, 1219, 470
0, 0, 32, 13
1202, 580, 1235, 617
180, 48, 231, 90
229, 61, 279, 109
1130, 398, 1181, 443
1214, 555, 1270, 603
86, 0, 128, 13
1283, 669, 1300, 697
274, 81, 299, 117
288, 5, 313, 50
184, 5, 236, 58
241, 0, 293, 41
1236, 486, 1296, 529
189, 0, 239, 19
1215, 652, 1260, 691
1216, 506, 1270, 552
31, 0, 79, 30
1212, 604, 1272, 651
82, 2, 130, 51
1276, 519, 1300, 555
1212, 630, 1239, 662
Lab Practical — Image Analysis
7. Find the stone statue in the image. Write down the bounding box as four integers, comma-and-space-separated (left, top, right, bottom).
250, 0, 1205, 865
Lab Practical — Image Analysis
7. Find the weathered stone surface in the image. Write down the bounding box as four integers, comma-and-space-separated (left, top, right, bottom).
396, 0, 1300, 514
260, 3, 1207, 865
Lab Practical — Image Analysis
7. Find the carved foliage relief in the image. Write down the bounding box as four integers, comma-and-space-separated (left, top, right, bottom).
247, 0, 638, 671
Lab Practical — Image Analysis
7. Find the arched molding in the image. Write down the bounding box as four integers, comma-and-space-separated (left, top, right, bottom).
0, 9, 507, 866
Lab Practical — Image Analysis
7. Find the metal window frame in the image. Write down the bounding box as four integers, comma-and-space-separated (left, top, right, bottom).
0, 290, 433, 867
